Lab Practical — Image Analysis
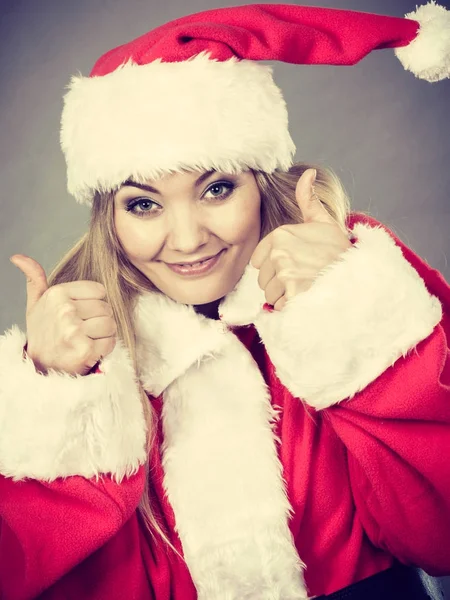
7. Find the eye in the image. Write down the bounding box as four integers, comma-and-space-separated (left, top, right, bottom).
203, 181, 236, 201
125, 198, 160, 217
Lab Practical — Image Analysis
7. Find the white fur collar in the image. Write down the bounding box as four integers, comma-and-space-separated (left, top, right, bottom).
133, 266, 308, 599
134, 263, 265, 396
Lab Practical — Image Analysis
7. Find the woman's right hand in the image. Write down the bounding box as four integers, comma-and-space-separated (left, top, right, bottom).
10, 254, 117, 376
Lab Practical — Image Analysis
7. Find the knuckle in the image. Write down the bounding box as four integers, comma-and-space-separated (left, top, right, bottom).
278, 266, 296, 280
58, 302, 76, 317
106, 317, 117, 336
270, 231, 281, 244
98, 335, 116, 360
271, 227, 287, 241
103, 302, 114, 317
270, 247, 288, 262
96, 282, 107, 296
77, 339, 94, 362
268, 248, 278, 262
46, 285, 64, 302
62, 322, 81, 343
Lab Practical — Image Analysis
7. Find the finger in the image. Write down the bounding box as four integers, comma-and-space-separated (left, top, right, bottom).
74, 299, 114, 320
10, 254, 49, 314
59, 280, 107, 301
257, 256, 277, 291
274, 295, 287, 312
81, 315, 117, 340
92, 336, 117, 361
296, 169, 335, 225
264, 275, 285, 307
82, 336, 117, 370
250, 234, 272, 270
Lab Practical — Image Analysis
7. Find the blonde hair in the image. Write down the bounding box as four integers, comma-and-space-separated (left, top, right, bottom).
46, 162, 352, 550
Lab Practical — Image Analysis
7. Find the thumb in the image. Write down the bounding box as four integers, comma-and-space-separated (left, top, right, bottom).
296, 168, 333, 224
10, 254, 49, 313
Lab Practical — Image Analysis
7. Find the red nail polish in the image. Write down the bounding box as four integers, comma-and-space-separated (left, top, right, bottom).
263, 302, 274, 312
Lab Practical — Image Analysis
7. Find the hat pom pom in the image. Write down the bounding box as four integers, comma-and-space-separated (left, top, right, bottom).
395, 1, 450, 82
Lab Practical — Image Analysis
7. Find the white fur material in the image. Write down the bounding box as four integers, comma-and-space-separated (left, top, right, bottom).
396, 1, 450, 82
218, 262, 267, 325
134, 291, 232, 396
162, 332, 307, 600
133, 293, 308, 599
237, 222, 442, 410
60, 52, 295, 206
0, 327, 147, 481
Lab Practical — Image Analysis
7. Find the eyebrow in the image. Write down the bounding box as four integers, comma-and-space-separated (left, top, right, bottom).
121, 169, 217, 194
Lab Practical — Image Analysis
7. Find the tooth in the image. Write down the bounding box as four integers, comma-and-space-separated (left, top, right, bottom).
177, 257, 212, 267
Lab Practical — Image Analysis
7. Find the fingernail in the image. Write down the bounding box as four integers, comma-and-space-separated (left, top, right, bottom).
311, 169, 317, 184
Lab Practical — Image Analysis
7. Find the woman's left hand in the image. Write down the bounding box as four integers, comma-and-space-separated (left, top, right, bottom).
250, 168, 353, 311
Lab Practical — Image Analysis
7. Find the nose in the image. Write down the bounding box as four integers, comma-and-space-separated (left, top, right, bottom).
165, 206, 209, 254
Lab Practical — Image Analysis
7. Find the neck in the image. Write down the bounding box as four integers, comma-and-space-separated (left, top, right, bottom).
193, 299, 222, 320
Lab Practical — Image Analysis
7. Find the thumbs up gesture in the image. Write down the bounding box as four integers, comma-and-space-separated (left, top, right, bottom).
250, 169, 353, 312
9, 255, 117, 376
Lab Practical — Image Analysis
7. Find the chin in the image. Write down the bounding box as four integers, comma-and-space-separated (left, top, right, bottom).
153, 277, 236, 305
168, 288, 227, 306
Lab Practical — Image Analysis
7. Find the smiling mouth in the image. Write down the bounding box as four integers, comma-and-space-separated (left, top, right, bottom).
164, 250, 226, 276
168, 252, 222, 267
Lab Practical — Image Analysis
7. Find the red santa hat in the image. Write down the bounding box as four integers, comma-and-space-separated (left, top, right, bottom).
60, 2, 450, 206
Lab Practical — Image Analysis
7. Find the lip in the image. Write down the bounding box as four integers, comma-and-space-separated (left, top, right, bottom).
165, 250, 225, 276
169, 252, 219, 266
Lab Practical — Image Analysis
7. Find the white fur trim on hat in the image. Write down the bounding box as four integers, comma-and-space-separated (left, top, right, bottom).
395, 1, 450, 82
0, 327, 147, 481
60, 52, 295, 206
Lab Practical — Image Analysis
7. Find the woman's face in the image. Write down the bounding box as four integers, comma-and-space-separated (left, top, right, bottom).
114, 169, 261, 305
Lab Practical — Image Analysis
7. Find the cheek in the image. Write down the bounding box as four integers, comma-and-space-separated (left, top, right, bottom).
221, 195, 261, 245
114, 212, 159, 259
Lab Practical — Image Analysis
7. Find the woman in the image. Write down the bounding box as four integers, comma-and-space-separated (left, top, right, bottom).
1, 3, 450, 600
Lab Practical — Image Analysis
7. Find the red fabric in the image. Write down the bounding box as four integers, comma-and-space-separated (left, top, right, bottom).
91, 4, 419, 76
1, 212, 450, 599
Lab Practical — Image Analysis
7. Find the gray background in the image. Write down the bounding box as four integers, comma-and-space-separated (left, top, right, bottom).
0, 0, 449, 596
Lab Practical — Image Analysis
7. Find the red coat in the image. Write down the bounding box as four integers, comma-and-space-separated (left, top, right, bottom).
1, 213, 449, 599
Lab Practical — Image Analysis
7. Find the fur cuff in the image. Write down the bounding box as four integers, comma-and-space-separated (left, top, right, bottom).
253, 222, 443, 410
0, 326, 147, 481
